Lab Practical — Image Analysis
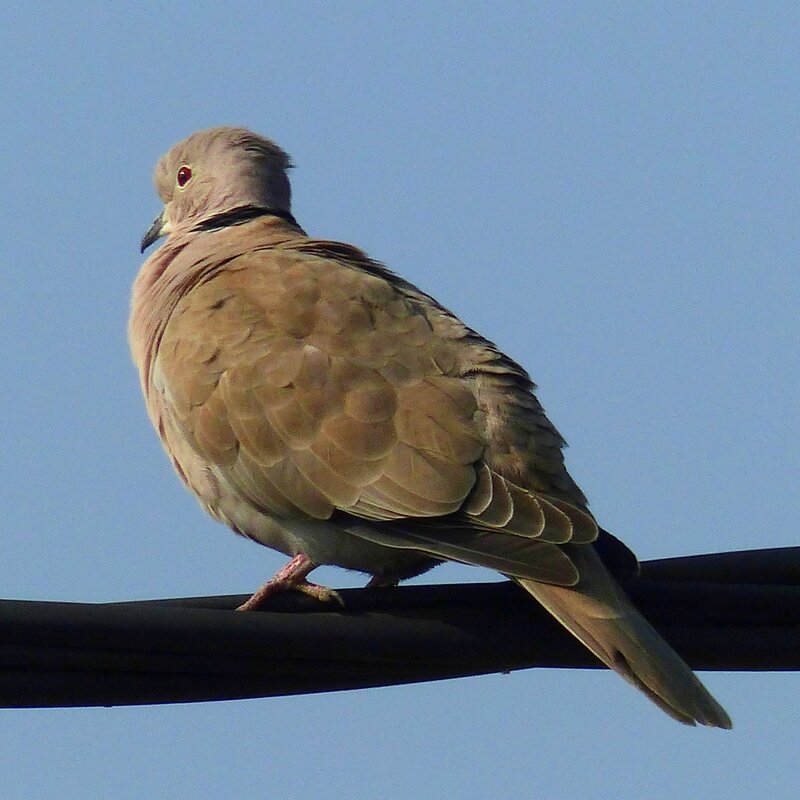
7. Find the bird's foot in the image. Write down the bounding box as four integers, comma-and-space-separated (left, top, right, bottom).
236, 553, 343, 611
294, 582, 344, 605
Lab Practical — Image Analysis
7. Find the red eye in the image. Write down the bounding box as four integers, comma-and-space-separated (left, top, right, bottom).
177, 166, 192, 187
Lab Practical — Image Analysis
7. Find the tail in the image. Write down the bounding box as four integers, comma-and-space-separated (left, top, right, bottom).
516, 546, 732, 728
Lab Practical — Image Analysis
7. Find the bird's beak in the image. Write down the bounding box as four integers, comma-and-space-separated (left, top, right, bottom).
140, 207, 172, 253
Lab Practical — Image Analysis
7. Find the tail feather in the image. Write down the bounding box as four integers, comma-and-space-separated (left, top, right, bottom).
516, 547, 732, 728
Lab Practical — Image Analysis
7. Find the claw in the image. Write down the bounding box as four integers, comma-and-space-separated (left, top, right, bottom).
297, 582, 345, 606
236, 553, 344, 611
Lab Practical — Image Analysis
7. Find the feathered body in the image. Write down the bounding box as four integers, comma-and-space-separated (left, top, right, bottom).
130, 127, 731, 727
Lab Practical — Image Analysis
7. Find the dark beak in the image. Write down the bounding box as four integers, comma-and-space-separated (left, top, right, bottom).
140, 212, 165, 253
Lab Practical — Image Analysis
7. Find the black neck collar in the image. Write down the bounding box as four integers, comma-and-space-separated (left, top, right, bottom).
193, 205, 299, 233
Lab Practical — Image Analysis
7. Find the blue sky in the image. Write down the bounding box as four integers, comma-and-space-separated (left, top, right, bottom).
2, 3, 799, 797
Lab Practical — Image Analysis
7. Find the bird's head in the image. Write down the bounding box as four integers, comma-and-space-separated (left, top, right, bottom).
140, 126, 294, 252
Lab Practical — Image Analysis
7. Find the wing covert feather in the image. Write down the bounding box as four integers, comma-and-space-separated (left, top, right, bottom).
158, 256, 484, 522
156, 243, 598, 586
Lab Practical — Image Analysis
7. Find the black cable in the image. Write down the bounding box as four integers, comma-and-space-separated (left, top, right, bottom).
1, 547, 798, 708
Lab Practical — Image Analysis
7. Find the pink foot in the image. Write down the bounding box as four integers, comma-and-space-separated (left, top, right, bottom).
236, 554, 344, 611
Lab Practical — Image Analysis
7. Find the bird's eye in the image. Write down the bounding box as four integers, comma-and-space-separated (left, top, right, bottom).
176, 166, 192, 187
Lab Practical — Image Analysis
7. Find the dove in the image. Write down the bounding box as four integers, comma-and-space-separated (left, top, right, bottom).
131, 126, 731, 728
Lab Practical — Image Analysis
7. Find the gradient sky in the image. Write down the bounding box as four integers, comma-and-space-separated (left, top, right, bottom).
2, 3, 799, 798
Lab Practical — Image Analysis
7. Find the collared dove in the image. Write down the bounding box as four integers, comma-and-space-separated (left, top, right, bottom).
131, 126, 731, 728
